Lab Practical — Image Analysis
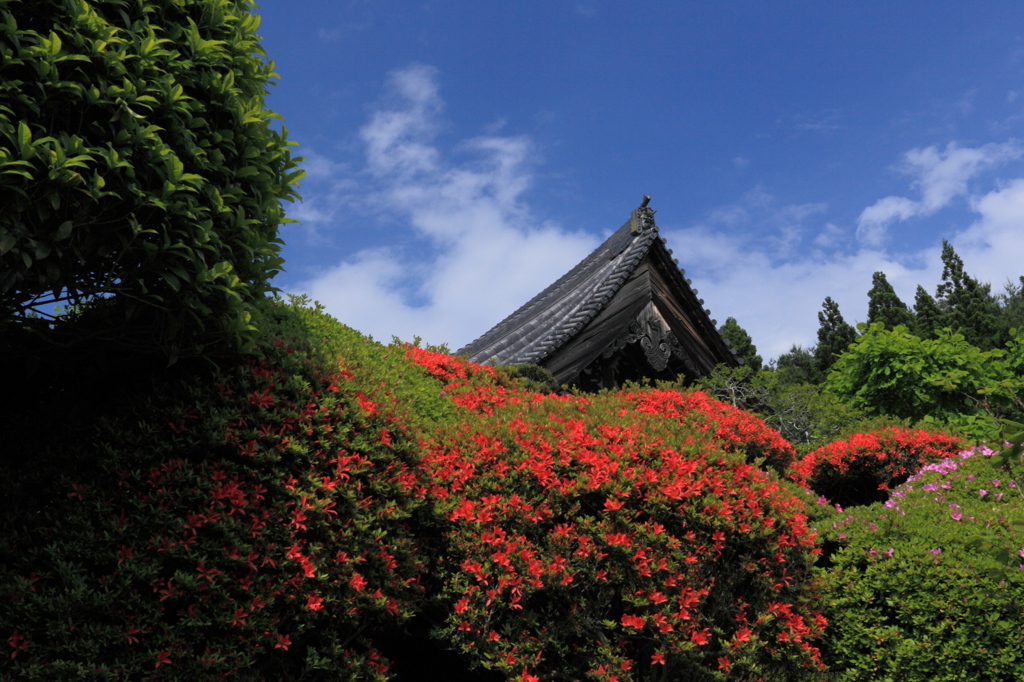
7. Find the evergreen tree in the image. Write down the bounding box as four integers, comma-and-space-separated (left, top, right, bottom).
774, 344, 820, 386
935, 241, 1002, 349
718, 317, 763, 370
999, 276, 1024, 334
911, 285, 944, 339
814, 297, 857, 378
866, 271, 914, 330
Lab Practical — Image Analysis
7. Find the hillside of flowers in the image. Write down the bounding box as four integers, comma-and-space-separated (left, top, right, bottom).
3, 300, 1024, 681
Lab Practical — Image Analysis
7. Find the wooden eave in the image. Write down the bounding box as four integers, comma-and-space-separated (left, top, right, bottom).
457, 199, 739, 385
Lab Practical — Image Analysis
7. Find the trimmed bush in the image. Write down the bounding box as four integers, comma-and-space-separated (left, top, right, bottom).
817, 447, 1024, 680
627, 388, 797, 477
406, 348, 826, 682
791, 427, 964, 508
0, 302, 434, 680
2, 306, 829, 680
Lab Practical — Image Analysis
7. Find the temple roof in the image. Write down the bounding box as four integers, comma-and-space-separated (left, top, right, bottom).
457, 197, 738, 386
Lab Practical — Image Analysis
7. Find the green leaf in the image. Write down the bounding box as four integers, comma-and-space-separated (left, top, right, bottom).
48, 31, 62, 57
55, 220, 74, 241
0, 231, 15, 254
17, 121, 32, 158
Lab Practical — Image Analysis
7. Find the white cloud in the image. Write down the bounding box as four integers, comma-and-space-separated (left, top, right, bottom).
290, 65, 1024, 363
955, 179, 1024, 287
292, 65, 598, 347
663, 215, 942, 359
361, 64, 443, 177
575, 2, 597, 17
669, 145, 1024, 360
856, 141, 1022, 246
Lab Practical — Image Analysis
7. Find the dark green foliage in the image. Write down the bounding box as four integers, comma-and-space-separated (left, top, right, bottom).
998, 276, 1024, 336
718, 316, 762, 370
866, 271, 914, 330
814, 297, 858, 378
494, 361, 561, 393
0, 0, 302, 359
775, 344, 821, 387
910, 284, 944, 339
0, 300, 444, 680
935, 241, 1003, 350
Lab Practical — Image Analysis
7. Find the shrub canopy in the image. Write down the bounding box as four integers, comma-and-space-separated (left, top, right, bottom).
0, 0, 301, 357
826, 323, 1024, 442
817, 447, 1024, 681
0, 303, 828, 681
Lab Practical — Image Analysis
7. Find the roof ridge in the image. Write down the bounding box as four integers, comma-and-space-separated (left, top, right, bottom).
456, 209, 645, 358
514, 226, 659, 364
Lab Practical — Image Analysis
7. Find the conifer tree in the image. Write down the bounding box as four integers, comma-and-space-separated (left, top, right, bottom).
718, 317, 763, 370
998, 276, 1024, 334
935, 241, 1002, 349
911, 285, 944, 339
866, 271, 914, 330
814, 296, 857, 378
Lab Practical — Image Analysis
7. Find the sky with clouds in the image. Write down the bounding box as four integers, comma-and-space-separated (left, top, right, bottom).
256, 1, 1024, 360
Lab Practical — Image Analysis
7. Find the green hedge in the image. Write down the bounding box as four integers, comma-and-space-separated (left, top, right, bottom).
817, 447, 1024, 680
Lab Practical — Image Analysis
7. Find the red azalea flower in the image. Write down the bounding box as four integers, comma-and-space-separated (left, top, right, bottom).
690, 628, 710, 645
621, 614, 645, 629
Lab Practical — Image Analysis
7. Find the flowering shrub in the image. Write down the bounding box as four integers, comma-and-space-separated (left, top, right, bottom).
0, 303, 435, 680
405, 349, 826, 681
624, 389, 797, 476
817, 446, 1024, 680
791, 427, 964, 507
1, 305, 831, 681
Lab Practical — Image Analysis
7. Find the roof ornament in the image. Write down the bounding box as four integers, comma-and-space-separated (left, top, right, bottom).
630, 194, 655, 234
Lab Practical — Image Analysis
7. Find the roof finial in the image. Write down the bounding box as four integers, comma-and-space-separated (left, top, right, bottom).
640, 194, 651, 208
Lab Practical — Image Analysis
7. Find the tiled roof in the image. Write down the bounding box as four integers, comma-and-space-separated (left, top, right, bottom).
458, 200, 692, 366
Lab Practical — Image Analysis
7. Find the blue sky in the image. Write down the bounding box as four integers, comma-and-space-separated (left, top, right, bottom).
256, 1, 1024, 359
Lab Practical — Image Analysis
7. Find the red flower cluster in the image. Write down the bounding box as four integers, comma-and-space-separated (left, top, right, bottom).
790, 427, 964, 507
405, 348, 826, 680
1, 333, 427, 679
622, 389, 797, 475
3, 310, 854, 681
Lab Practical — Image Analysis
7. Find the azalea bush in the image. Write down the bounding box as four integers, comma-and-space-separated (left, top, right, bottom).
1, 305, 831, 681
406, 348, 826, 682
817, 446, 1024, 680
0, 301, 438, 680
636, 387, 798, 476
791, 427, 964, 508
23, 299, 1017, 680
